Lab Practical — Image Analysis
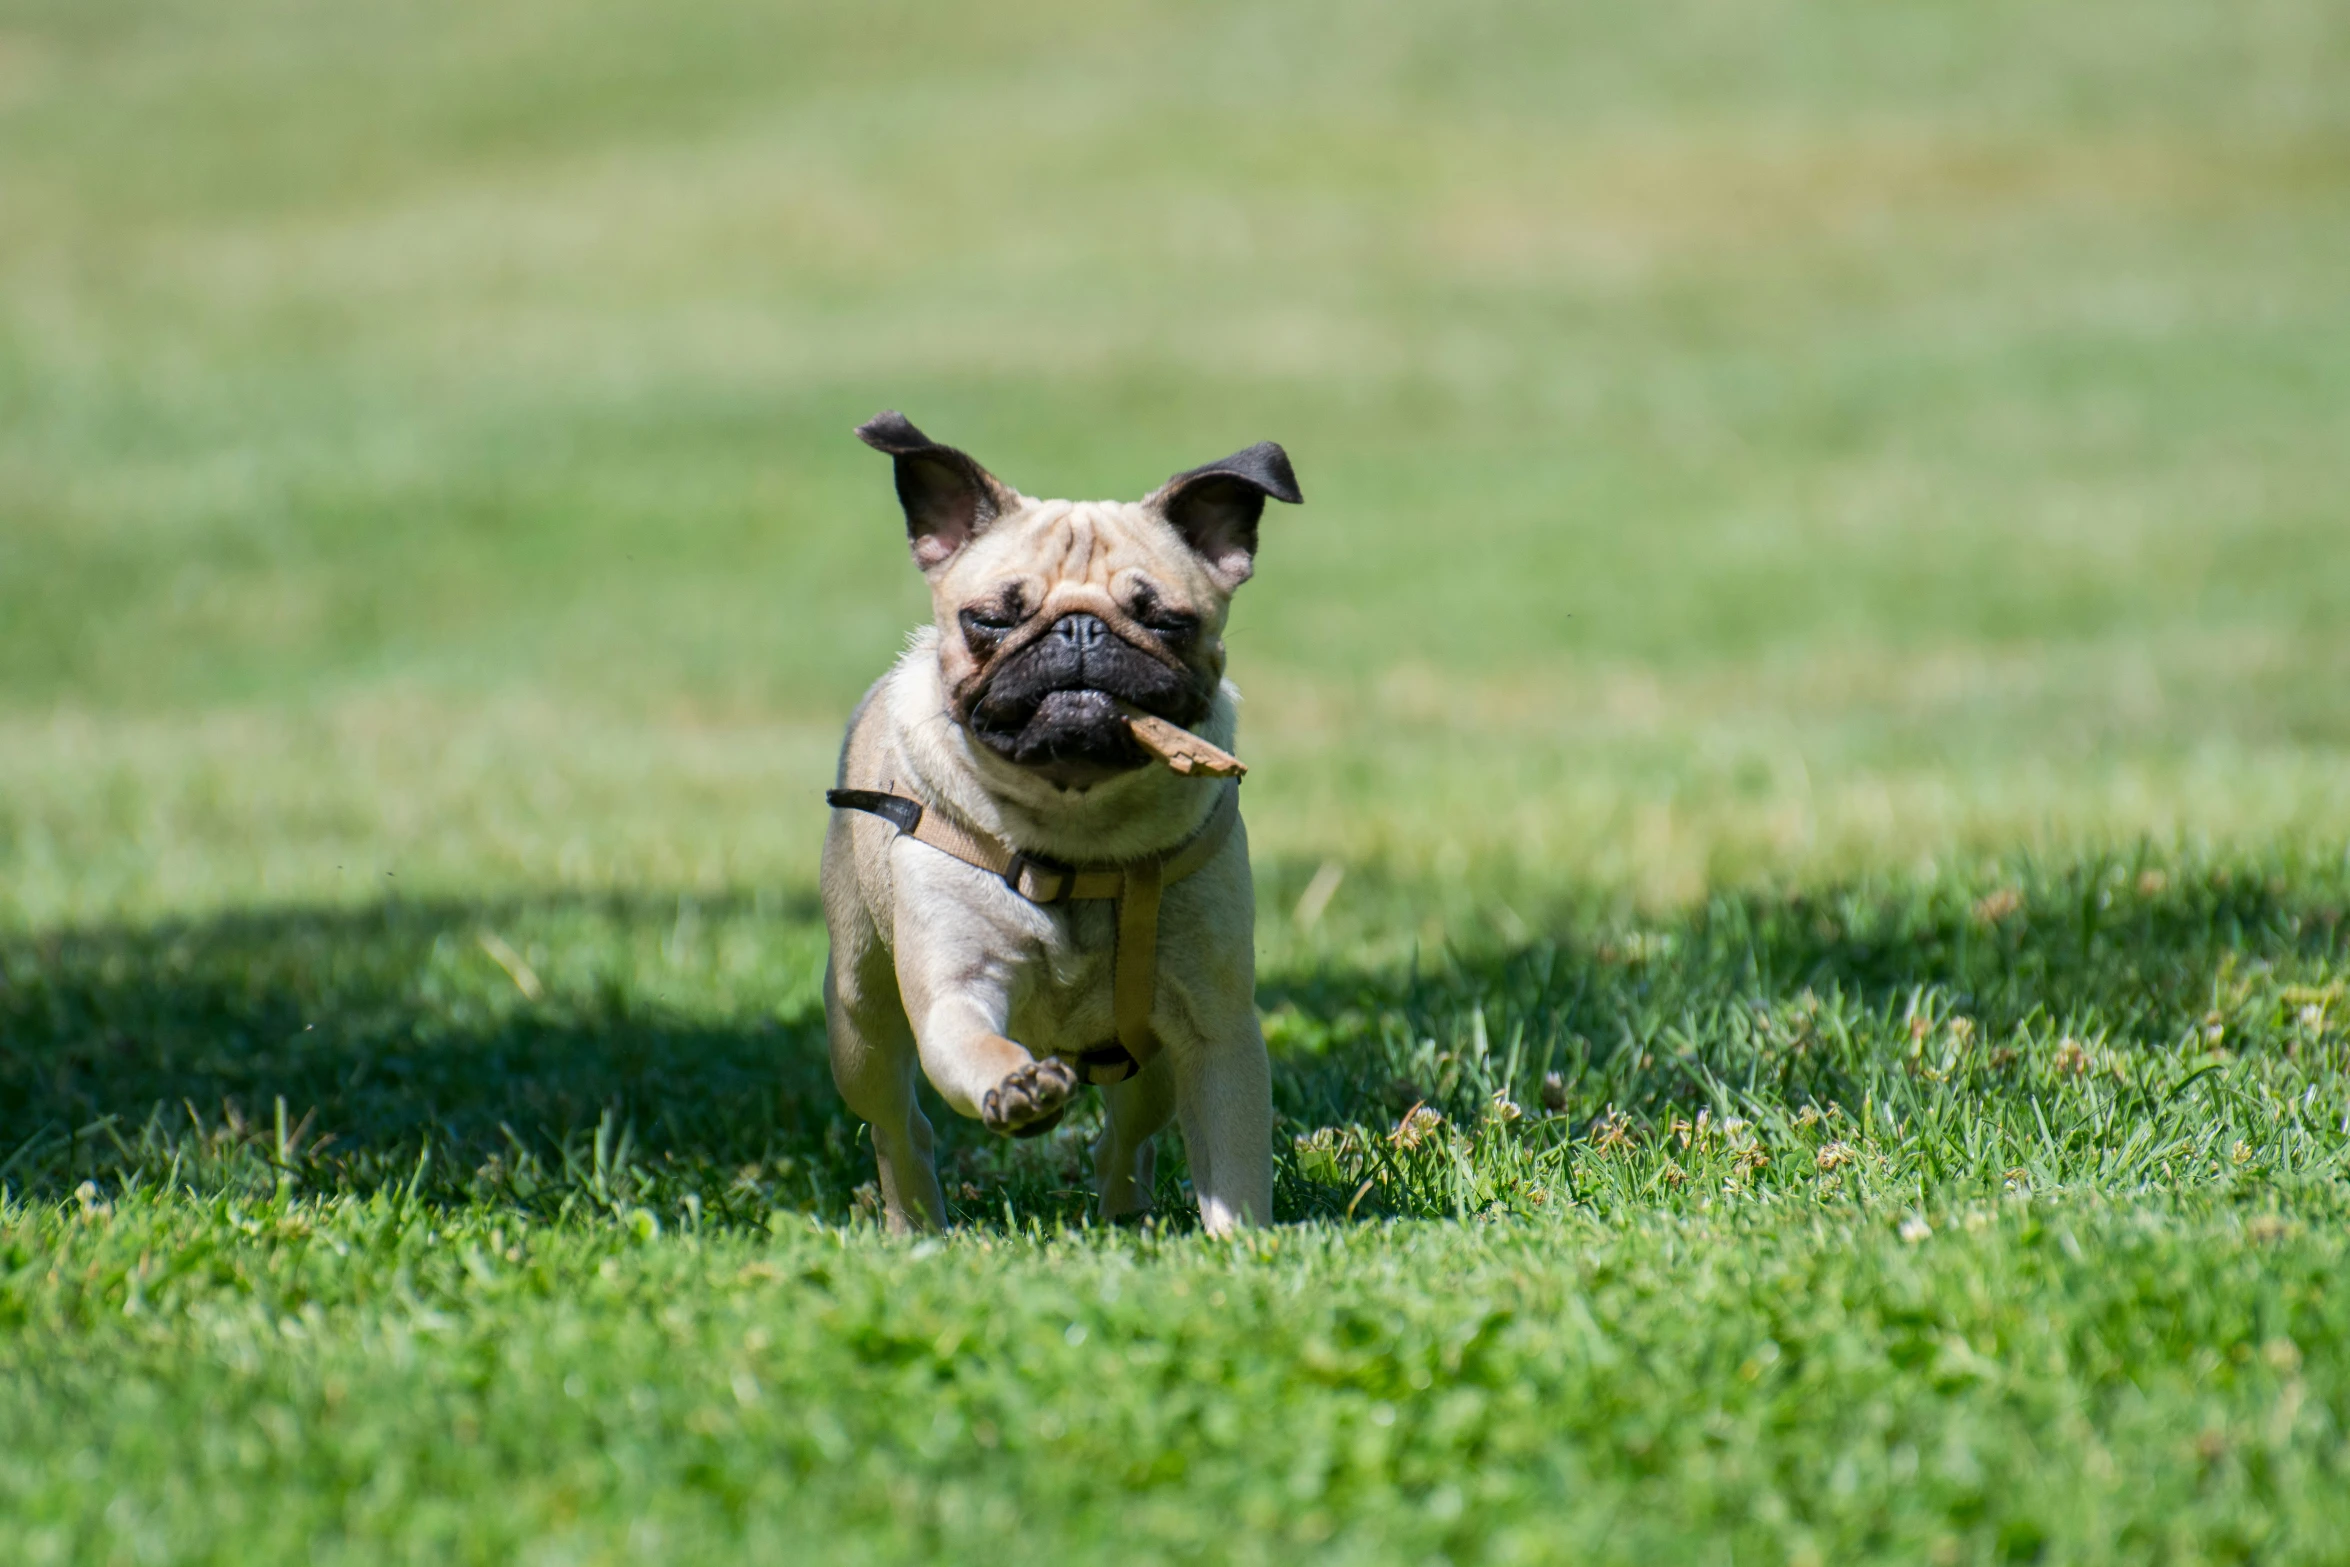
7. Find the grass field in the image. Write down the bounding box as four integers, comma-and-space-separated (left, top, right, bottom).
4, 0, 2350, 1561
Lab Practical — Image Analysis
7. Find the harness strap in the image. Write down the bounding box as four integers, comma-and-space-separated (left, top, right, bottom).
826, 779, 1239, 1087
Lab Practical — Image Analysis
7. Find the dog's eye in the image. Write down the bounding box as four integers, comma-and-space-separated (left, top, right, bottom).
1123, 585, 1197, 641
959, 603, 1022, 638
1140, 607, 1198, 642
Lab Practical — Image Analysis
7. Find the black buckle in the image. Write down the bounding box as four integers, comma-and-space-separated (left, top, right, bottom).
1005, 850, 1073, 904
1075, 1043, 1141, 1085
1009, 1106, 1066, 1140
825, 788, 923, 834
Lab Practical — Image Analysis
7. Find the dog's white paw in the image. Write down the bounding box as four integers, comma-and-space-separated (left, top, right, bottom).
982, 1056, 1077, 1138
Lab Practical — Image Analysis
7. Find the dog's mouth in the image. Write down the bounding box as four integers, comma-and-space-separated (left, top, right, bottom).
964, 614, 1205, 786
971, 688, 1146, 784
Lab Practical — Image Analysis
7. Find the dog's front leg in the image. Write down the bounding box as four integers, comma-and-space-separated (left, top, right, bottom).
1174, 1016, 1275, 1235
913, 996, 1077, 1138
892, 894, 1076, 1139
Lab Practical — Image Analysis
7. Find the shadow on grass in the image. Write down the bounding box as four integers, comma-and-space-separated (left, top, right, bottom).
1260, 849, 2346, 1215
0, 893, 864, 1216
2, 851, 2343, 1224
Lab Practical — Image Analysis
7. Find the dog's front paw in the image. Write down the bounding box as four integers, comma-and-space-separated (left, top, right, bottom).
982, 1056, 1077, 1139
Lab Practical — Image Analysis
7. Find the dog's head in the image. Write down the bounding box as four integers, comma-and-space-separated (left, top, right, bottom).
857, 411, 1301, 787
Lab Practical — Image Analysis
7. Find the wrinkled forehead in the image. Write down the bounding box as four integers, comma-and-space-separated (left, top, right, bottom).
953, 499, 1214, 597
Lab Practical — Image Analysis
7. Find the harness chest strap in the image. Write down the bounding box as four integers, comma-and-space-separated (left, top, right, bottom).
824, 780, 1240, 1087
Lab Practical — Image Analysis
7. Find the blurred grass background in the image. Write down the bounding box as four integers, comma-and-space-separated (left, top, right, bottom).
6, 0, 2347, 925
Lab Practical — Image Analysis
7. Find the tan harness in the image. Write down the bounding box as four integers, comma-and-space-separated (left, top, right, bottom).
825, 777, 1240, 1091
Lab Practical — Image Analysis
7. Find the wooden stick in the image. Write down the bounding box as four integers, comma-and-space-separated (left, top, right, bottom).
1116, 702, 1247, 778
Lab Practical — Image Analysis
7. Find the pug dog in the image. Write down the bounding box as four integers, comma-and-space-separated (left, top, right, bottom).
820, 412, 1300, 1236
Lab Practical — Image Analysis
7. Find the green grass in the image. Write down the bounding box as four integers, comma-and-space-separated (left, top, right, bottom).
4, 0, 2349, 1560
7, 859, 2350, 1562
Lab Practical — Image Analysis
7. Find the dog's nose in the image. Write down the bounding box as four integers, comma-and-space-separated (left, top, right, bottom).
1048, 613, 1109, 652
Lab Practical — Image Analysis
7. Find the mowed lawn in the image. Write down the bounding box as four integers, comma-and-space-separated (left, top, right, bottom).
4, 1, 2350, 1561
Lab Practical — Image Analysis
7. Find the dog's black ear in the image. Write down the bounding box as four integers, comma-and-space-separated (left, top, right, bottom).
855, 411, 1021, 570
1147, 441, 1302, 590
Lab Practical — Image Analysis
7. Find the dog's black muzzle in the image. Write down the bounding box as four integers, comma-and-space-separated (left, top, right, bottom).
967, 613, 1204, 775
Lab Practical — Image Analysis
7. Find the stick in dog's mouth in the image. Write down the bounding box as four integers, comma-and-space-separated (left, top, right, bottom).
1114, 701, 1247, 779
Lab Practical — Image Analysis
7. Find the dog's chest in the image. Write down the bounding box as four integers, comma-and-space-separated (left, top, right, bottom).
1005, 899, 1120, 1048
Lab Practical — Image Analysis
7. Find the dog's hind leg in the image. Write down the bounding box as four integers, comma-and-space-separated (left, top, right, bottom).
1094, 1053, 1176, 1222
825, 955, 946, 1233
